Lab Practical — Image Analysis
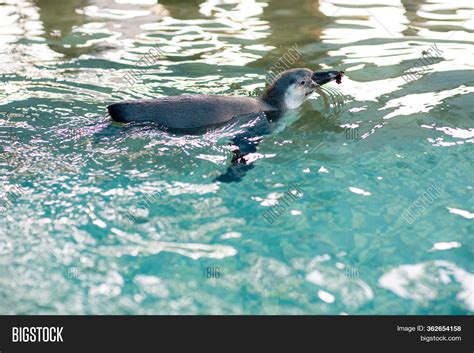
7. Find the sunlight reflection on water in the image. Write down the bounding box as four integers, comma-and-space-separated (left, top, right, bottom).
0, 0, 473, 314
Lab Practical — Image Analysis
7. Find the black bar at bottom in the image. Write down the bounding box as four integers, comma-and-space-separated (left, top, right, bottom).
0, 316, 472, 352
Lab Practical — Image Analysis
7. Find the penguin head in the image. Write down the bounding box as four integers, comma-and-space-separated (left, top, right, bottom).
261, 68, 343, 110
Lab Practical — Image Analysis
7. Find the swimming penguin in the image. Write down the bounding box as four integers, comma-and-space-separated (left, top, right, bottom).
107, 68, 344, 182
108, 68, 343, 128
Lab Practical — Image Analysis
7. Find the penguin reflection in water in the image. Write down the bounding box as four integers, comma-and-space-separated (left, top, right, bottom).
108, 68, 344, 182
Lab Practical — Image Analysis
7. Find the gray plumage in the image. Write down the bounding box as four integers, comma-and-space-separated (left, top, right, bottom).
108, 94, 272, 129
107, 69, 343, 129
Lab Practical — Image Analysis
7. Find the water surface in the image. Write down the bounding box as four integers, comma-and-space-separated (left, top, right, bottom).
0, 0, 473, 314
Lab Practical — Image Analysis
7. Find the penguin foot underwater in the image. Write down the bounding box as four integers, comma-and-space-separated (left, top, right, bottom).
107, 68, 344, 182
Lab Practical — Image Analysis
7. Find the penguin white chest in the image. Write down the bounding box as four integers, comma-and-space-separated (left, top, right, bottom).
283, 85, 307, 109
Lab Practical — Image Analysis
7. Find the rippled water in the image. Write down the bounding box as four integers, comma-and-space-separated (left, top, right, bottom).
0, 0, 473, 314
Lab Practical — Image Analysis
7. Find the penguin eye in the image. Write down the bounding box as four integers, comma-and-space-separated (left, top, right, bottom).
299, 80, 306, 86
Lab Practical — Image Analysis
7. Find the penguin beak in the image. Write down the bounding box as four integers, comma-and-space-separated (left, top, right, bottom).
312, 70, 344, 86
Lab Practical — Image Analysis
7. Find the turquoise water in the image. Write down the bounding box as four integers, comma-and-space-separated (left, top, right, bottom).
0, 0, 473, 314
